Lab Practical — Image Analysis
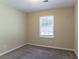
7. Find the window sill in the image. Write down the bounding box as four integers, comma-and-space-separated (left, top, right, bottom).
40, 36, 54, 38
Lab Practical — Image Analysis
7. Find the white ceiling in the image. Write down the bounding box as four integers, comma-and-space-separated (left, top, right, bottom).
0, 0, 76, 12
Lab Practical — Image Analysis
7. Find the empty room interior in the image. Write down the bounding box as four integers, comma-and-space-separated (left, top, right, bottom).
0, 0, 78, 59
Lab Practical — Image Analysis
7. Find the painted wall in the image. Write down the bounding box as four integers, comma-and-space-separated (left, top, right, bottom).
0, 3, 75, 56
0, 4, 27, 55
74, 2, 78, 57
27, 7, 75, 49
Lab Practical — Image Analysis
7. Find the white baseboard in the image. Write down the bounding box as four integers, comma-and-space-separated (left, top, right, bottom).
0, 43, 27, 56
0, 43, 75, 57
74, 50, 78, 58
27, 43, 74, 51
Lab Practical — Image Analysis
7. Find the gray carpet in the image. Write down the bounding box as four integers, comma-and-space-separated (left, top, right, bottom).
0, 44, 77, 59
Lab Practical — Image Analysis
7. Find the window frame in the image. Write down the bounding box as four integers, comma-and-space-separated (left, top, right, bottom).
39, 16, 54, 38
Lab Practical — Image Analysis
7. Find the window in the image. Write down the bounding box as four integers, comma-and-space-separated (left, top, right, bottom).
40, 16, 54, 38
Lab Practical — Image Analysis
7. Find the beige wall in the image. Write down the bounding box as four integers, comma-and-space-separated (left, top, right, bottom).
0, 3, 75, 55
0, 4, 28, 55
27, 7, 75, 49
74, 2, 78, 57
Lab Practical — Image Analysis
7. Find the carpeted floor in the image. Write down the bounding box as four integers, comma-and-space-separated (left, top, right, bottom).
0, 44, 77, 59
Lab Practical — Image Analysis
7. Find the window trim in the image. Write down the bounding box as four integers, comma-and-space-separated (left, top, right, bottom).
39, 16, 54, 38
40, 35, 54, 38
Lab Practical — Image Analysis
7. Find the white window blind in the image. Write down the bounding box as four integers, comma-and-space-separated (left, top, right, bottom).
40, 16, 54, 38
